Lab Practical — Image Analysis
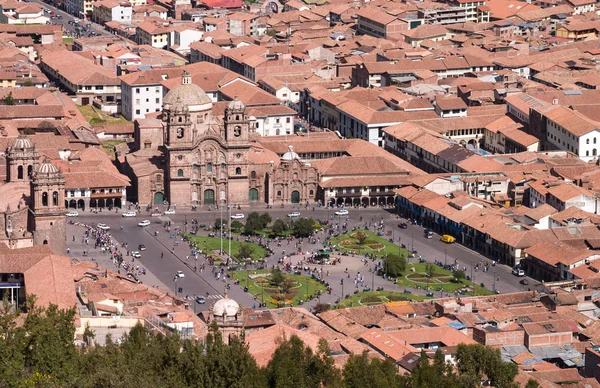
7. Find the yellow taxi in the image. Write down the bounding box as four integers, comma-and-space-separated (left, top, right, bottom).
440, 234, 456, 244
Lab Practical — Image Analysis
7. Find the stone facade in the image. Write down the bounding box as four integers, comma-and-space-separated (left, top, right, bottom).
127, 70, 319, 207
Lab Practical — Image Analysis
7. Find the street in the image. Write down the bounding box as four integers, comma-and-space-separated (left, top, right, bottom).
66, 205, 541, 311
30, 0, 112, 38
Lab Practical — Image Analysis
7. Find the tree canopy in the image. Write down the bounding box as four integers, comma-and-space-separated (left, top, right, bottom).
0, 298, 521, 388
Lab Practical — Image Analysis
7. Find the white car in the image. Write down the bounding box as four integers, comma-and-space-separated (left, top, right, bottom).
151, 212, 162, 217
288, 212, 301, 218
164, 209, 176, 215
512, 268, 525, 277
96, 223, 110, 230
335, 209, 349, 216
138, 220, 151, 227
122, 211, 136, 217
66, 211, 78, 217
175, 271, 185, 278
131, 251, 141, 258
231, 213, 245, 219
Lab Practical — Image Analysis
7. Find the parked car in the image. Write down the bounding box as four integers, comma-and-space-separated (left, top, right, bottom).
424, 229, 433, 239
138, 220, 151, 227
520, 279, 529, 285
66, 211, 78, 217
440, 234, 455, 244
288, 212, 301, 218
175, 271, 185, 278
231, 213, 245, 219
399, 223, 407, 229
335, 209, 349, 216
96, 223, 110, 230
151, 212, 162, 217
138, 244, 146, 251
164, 209, 176, 215
122, 211, 136, 217
512, 268, 525, 277
195, 295, 206, 304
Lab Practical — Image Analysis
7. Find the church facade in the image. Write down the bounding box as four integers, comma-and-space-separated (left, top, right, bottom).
126, 71, 319, 207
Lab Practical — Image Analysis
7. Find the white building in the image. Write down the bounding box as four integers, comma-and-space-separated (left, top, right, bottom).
120, 68, 183, 120
170, 27, 203, 55
0, 3, 48, 24
434, 97, 468, 118
248, 105, 296, 137
93, 0, 132, 24
544, 105, 600, 162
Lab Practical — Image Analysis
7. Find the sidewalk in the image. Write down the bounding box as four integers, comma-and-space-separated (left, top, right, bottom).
66, 223, 169, 290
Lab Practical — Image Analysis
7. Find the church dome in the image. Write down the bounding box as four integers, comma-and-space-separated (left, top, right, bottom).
163, 70, 212, 109
37, 158, 59, 174
213, 296, 239, 317
281, 145, 300, 161
11, 136, 32, 150
227, 96, 245, 112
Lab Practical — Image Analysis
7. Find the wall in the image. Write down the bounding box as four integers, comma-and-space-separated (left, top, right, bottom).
472, 327, 525, 347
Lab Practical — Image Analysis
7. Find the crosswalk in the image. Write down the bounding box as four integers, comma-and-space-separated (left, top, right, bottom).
206, 294, 223, 300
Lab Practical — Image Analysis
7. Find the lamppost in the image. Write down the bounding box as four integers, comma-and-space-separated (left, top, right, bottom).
444, 249, 447, 267
341, 279, 344, 300
184, 214, 187, 234
411, 233, 414, 252
193, 294, 196, 314
220, 200, 223, 254
493, 269, 497, 293
371, 266, 375, 290
195, 255, 197, 272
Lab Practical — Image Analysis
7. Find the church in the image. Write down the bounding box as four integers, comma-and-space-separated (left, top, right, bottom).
0, 136, 66, 254
124, 71, 319, 207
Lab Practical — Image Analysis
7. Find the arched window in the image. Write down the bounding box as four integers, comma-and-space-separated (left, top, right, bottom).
207, 163, 213, 173
236, 115, 240, 120
594, 149, 598, 156
42, 192, 48, 206
587, 150, 590, 156
587, 139, 590, 144
17, 165, 23, 180
156, 175, 162, 182
177, 169, 184, 177
52, 191, 58, 206
235, 167, 241, 175
309, 190, 314, 196
178, 116, 182, 123
220, 163, 226, 170
27, 165, 32, 177
176, 127, 184, 139
251, 171, 257, 178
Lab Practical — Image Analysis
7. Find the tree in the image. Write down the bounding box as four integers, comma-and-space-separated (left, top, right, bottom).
245, 212, 263, 235
238, 243, 255, 260
23, 79, 34, 87
453, 270, 466, 283
259, 213, 272, 229
231, 220, 244, 232
525, 379, 540, 388
382, 254, 407, 277
3, 91, 14, 105
292, 218, 316, 237
425, 263, 436, 278
214, 218, 225, 230
343, 351, 406, 388
272, 219, 288, 236
271, 268, 285, 287
454, 343, 519, 388
355, 232, 368, 245
313, 303, 330, 314
265, 336, 341, 388
282, 278, 295, 294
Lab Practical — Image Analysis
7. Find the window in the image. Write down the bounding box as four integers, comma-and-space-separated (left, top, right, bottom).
309, 190, 314, 195
17, 165, 23, 180
177, 155, 183, 160
235, 167, 241, 175
27, 165, 32, 177
595, 138, 597, 144
156, 98, 160, 103
207, 163, 213, 173
42, 192, 48, 206
177, 169, 183, 177
176, 127, 184, 139
156, 175, 162, 182
277, 191, 282, 197
251, 171, 256, 178
594, 149, 597, 156
286, 117, 291, 124
52, 191, 58, 206
135, 109, 140, 115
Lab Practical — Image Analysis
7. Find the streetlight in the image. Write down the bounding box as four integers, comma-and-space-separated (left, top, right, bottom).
341, 278, 344, 300
444, 249, 447, 267
193, 294, 196, 314
371, 267, 375, 290
411, 233, 414, 252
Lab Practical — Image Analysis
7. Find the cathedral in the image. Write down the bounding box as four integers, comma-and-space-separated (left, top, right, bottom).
0, 136, 66, 254
125, 71, 319, 207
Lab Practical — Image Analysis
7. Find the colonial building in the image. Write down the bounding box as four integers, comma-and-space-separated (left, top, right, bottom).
123, 70, 319, 207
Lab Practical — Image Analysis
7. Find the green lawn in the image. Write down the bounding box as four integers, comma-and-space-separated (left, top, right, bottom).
231, 269, 327, 308
102, 140, 124, 159
77, 105, 131, 127
338, 290, 432, 308
330, 230, 407, 258
63, 37, 74, 44
185, 235, 267, 262
396, 263, 492, 295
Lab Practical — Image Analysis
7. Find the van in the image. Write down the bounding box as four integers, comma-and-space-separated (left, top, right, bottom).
425, 230, 433, 239
440, 234, 455, 244
512, 268, 525, 277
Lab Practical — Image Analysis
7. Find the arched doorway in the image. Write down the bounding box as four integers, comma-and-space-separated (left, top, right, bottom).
115, 198, 122, 208
69, 199, 76, 208
249, 188, 259, 202
90, 199, 97, 208
98, 199, 105, 208
264, 174, 270, 202
106, 198, 114, 208
77, 199, 85, 210
291, 190, 300, 204
153, 192, 164, 205
204, 189, 215, 205
361, 197, 369, 207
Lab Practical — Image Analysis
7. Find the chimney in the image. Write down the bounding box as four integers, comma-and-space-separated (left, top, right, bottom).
552, 98, 558, 105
